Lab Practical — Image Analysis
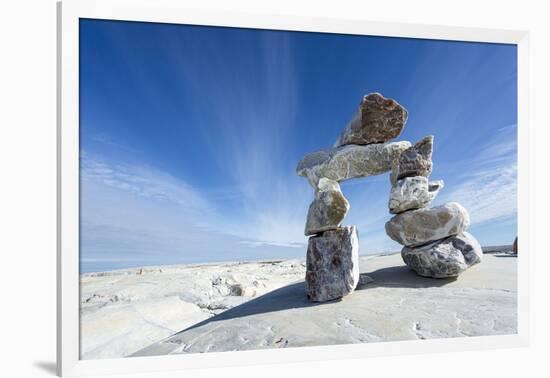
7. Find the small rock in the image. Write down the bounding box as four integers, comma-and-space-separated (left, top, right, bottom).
391, 135, 433, 184
358, 274, 375, 286
229, 284, 256, 297
401, 232, 483, 278
305, 226, 360, 302
334, 93, 409, 147
229, 284, 245, 296
512, 237, 518, 254
305, 178, 350, 236
385, 202, 470, 247
388, 176, 444, 214
296, 141, 411, 187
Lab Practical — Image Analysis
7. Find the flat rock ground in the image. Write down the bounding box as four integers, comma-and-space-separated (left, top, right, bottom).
80, 260, 306, 359
80, 251, 517, 359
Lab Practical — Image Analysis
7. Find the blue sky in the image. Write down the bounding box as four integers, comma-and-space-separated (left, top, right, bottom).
79, 19, 517, 273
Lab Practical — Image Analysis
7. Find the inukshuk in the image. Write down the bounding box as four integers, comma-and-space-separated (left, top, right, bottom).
385, 136, 483, 278
296, 93, 483, 302
296, 93, 410, 301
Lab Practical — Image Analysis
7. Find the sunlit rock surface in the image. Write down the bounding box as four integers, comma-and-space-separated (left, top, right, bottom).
385, 202, 470, 247
296, 141, 411, 187
305, 226, 360, 301
388, 176, 444, 214
133, 251, 516, 356
80, 260, 306, 359
334, 93, 408, 147
305, 178, 350, 236
390, 135, 434, 184
401, 232, 483, 278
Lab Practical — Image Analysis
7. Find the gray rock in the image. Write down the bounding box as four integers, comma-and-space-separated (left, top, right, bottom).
401, 232, 483, 278
305, 226, 360, 302
358, 274, 375, 286
297, 141, 411, 187
385, 202, 470, 247
429, 180, 444, 192
388, 176, 444, 214
133, 253, 516, 357
334, 93, 409, 147
305, 178, 350, 236
391, 135, 434, 184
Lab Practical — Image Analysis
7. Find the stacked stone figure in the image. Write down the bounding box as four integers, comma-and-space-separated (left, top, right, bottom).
296, 93, 410, 301
384, 137, 483, 278
296, 92, 484, 302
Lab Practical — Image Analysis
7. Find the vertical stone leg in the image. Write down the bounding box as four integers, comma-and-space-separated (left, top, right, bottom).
305, 226, 360, 302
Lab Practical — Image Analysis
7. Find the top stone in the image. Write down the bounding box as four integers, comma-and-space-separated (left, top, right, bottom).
334, 93, 408, 147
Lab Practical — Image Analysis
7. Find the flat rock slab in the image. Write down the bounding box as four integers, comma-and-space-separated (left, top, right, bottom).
297, 141, 411, 187
80, 260, 307, 359
133, 253, 517, 356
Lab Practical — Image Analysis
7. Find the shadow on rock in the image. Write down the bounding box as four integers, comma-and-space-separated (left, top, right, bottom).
357, 265, 457, 290
173, 265, 457, 338
180, 281, 332, 333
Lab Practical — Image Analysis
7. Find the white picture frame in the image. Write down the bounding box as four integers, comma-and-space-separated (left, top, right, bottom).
57, 0, 530, 376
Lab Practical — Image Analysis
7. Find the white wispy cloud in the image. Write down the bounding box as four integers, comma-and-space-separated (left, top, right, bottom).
80, 149, 311, 268
164, 31, 312, 245
437, 124, 517, 225
80, 32, 317, 269
81, 157, 215, 223
442, 163, 517, 224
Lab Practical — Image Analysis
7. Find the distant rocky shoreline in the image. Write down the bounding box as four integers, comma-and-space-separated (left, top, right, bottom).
482, 245, 515, 254
81, 245, 513, 277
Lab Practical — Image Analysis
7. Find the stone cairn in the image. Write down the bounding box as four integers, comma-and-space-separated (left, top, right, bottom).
296, 93, 483, 302
385, 136, 483, 279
